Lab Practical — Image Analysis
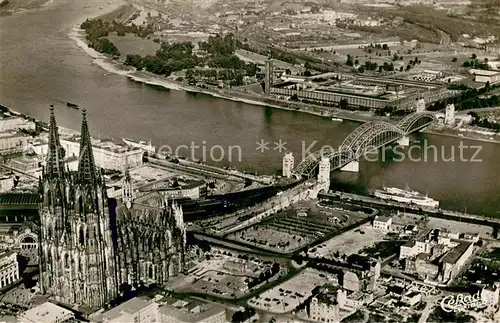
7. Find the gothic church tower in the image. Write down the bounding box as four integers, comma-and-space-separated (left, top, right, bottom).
39, 107, 118, 309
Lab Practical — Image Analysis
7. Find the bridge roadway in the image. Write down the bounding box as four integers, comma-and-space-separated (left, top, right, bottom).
293, 111, 437, 178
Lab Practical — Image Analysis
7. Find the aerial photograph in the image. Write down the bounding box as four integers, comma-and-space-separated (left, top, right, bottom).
0, 0, 499, 322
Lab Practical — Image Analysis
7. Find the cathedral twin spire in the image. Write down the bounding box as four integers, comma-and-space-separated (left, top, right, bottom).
46, 105, 100, 189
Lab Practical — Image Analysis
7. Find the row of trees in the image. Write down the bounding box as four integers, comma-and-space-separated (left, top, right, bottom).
347, 55, 397, 73
462, 53, 490, 69
468, 111, 500, 132
123, 33, 257, 80
81, 19, 155, 56
428, 84, 500, 115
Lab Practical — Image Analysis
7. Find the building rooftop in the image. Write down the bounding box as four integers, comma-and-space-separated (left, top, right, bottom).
102, 297, 153, 321
374, 216, 392, 223
0, 131, 29, 139
315, 290, 339, 305
470, 69, 500, 76
441, 241, 473, 264
19, 302, 73, 323
61, 135, 140, 154
0, 193, 39, 206
158, 301, 226, 322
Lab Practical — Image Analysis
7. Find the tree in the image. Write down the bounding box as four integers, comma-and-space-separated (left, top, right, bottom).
452, 57, 458, 62
346, 55, 353, 66
358, 66, 365, 73
303, 70, 312, 77
471, 53, 477, 59
339, 99, 349, 110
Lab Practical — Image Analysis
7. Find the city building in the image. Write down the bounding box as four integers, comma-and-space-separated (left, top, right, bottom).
282, 152, 294, 178
0, 115, 36, 132
18, 302, 74, 323
0, 131, 29, 155
421, 70, 444, 80
0, 251, 19, 289
470, 69, 500, 84
372, 216, 392, 231
445, 103, 455, 126
485, 43, 500, 55
401, 291, 422, 306
38, 107, 187, 310
142, 179, 208, 200
439, 241, 474, 283
0, 174, 15, 192
157, 298, 227, 323
60, 136, 143, 171
99, 297, 159, 323
7, 154, 41, 173
0, 192, 39, 223
399, 240, 432, 260
0, 222, 39, 251
481, 283, 500, 308
342, 271, 360, 292
309, 287, 340, 323
401, 229, 475, 283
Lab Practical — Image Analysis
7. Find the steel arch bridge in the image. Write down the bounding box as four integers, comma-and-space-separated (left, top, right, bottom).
293, 112, 436, 178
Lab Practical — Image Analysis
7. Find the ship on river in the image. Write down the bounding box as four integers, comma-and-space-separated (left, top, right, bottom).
122, 138, 156, 155
372, 186, 439, 209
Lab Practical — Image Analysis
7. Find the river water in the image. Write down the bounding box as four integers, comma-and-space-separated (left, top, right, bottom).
0, 0, 499, 216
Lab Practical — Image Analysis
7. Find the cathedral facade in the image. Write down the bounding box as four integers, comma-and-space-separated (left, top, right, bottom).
38, 107, 186, 310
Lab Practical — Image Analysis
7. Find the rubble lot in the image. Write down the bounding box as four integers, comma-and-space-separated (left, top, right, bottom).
248, 268, 332, 314
425, 217, 493, 237
307, 223, 388, 259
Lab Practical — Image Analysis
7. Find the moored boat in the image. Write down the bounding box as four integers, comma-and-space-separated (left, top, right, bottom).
66, 102, 79, 109
372, 185, 439, 209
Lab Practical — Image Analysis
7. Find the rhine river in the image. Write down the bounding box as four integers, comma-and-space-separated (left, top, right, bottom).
0, 0, 499, 216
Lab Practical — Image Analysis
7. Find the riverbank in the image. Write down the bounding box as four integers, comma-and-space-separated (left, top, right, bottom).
422, 127, 500, 145
70, 25, 377, 124
70, 4, 384, 124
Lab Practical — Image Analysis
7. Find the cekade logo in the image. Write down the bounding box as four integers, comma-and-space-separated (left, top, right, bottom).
440, 292, 488, 312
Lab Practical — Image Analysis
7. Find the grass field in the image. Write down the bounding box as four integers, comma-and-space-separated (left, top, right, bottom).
107, 32, 160, 58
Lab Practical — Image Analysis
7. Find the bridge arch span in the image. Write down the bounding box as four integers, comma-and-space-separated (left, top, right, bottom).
292, 112, 436, 178
397, 112, 436, 134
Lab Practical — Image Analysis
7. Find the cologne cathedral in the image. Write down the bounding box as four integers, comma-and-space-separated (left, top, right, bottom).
38, 107, 186, 310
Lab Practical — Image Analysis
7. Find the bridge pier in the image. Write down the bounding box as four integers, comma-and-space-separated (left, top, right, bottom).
397, 136, 410, 147
340, 160, 359, 173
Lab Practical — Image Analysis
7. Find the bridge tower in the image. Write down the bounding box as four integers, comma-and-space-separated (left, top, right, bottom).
317, 157, 330, 193
416, 97, 426, 113
445, 103, 455, 126
264, 58, 273, 95
282, 152, 294, 178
